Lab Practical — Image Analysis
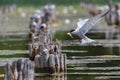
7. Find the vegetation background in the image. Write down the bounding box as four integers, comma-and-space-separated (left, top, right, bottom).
0, 0, 120, 6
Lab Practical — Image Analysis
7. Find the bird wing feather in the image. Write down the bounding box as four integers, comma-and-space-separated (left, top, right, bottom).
76, 19, 89, 31
78, 8, 110, 35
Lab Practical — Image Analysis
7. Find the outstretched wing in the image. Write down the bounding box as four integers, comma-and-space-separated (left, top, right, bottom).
76, 19, 89, 31
79, 8, 110, 35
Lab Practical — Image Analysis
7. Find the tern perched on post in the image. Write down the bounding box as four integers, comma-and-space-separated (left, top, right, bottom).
67, 8, 110, 44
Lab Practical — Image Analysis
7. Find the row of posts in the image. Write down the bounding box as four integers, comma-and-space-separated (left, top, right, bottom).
4, 4, 67, 80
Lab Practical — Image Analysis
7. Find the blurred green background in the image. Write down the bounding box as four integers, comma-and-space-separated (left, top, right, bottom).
0, 0, 120, 6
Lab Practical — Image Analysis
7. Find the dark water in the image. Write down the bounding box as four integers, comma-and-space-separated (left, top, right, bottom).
34, 41, 120, 80
0, 35, 120, 80
66, 46, 120, 80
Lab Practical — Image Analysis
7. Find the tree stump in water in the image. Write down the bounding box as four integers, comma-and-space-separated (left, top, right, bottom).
4, 62, 14, 80
28, 21, 67, 74
4, 59, 35, 80
34, 53, 67, 74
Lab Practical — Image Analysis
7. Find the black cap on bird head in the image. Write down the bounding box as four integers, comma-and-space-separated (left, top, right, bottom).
70, 29, 75, 33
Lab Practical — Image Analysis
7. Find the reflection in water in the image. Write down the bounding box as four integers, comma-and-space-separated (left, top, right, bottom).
108, 46, 120, 55
119, 46, 120, 55
35, 74, 67, 80
108, 46, 113, 54
2, 38, 120, 80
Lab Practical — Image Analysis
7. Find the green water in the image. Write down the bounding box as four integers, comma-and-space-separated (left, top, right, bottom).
0, 33, 120, 80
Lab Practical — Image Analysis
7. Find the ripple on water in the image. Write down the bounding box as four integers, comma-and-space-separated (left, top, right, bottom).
0, 50, 28, 55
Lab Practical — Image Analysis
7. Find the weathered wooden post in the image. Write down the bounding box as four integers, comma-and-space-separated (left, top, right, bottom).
17, 59, 25, 80
4, 59, 35, 80
4, 62, 14, 80
63, 54, 67, 72
54, 54, 60, 73
35, 54, 41, 72
30, 23, 67, 74
40, 49, 49, 72
11, 60, 18, 80
60, 54, 64, 72
48, 54, 56, 73
22, 59, 35, 80
28, 43, 34, 60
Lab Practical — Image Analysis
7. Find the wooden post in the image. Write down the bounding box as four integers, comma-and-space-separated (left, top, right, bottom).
28, 43, 35, 60
27, 60, 35, 80
54, 54, 60, 73
4, 62, 14, 80
40, 51, 49, 72
17, 71, 23, 80
28, 43, 33, 57
17, 59, 24, 80
4, 59, 35, 80
35, 55, 41, 72
60, 54, 64, 72
11, 60, 18, 80
17, 59, 24, 73
48, 54, 55, 73
28, 13, 67, 74
63, 54, 67, 72
22, 59, 35, 80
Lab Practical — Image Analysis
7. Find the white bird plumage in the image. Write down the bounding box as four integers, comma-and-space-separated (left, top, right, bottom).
70, 8, 110, 44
